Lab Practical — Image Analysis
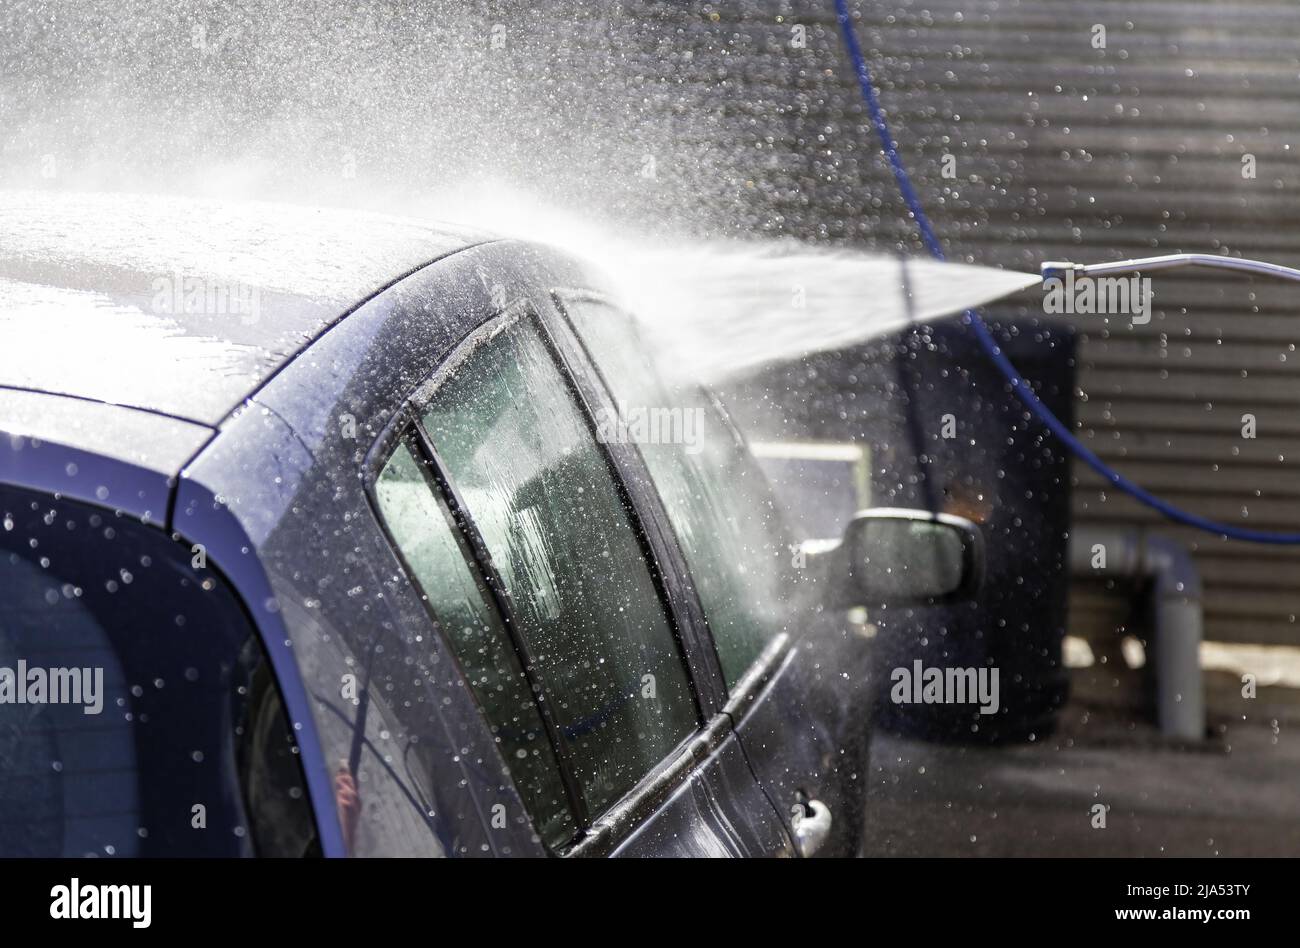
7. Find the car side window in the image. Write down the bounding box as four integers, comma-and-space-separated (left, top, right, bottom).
374, 312, 699, 840
419, 315, 698, 818
373, 440, 576, 848
561, 297, 791, 690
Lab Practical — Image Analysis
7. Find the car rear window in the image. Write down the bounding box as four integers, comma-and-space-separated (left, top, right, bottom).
0, 483, 314, 857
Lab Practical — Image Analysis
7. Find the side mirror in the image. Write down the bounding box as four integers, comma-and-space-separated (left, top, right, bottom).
822, 508, 985, 607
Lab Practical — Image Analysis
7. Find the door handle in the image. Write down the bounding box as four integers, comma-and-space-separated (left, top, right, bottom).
791, 799, 832, 857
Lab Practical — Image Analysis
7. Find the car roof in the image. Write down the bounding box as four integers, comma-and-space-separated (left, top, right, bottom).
0, 189, 489, 427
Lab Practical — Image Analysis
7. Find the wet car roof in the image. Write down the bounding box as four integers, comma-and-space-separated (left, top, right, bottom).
0, 190, 487, 426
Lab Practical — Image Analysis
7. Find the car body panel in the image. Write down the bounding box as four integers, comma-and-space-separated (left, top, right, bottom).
173, 408, 348, 857
0, 388, 211, 525
0, 190, 486, 424
726, 621, 874, 857
177, 400, 539, 857
0, 388, 212, 471
607, 737, 793, 857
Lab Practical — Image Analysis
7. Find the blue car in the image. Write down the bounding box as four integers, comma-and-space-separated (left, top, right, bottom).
0, 192, 980, 857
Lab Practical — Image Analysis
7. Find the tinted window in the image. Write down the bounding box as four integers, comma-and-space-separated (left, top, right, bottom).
0, 484, 313, 857
374, 440, 575, 847
236, 653, 319, 857
420, 315, 697, 817
564, 297, 790, 688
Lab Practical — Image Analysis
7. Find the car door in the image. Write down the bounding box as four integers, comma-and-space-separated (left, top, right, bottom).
554, 291, 876, 857
368, 302, 794, 857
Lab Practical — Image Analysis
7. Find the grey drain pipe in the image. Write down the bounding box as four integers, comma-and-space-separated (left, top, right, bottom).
1069, 526, 1205, 741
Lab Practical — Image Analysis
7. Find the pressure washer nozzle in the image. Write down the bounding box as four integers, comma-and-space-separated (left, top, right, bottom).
1039, 253, 1300, 284
1039, 261, 1083, 282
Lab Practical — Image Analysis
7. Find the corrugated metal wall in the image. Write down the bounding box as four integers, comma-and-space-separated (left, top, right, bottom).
606, 0, 1300, 647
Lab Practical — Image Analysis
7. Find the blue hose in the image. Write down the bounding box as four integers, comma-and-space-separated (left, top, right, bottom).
833, 0, 1300, 544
